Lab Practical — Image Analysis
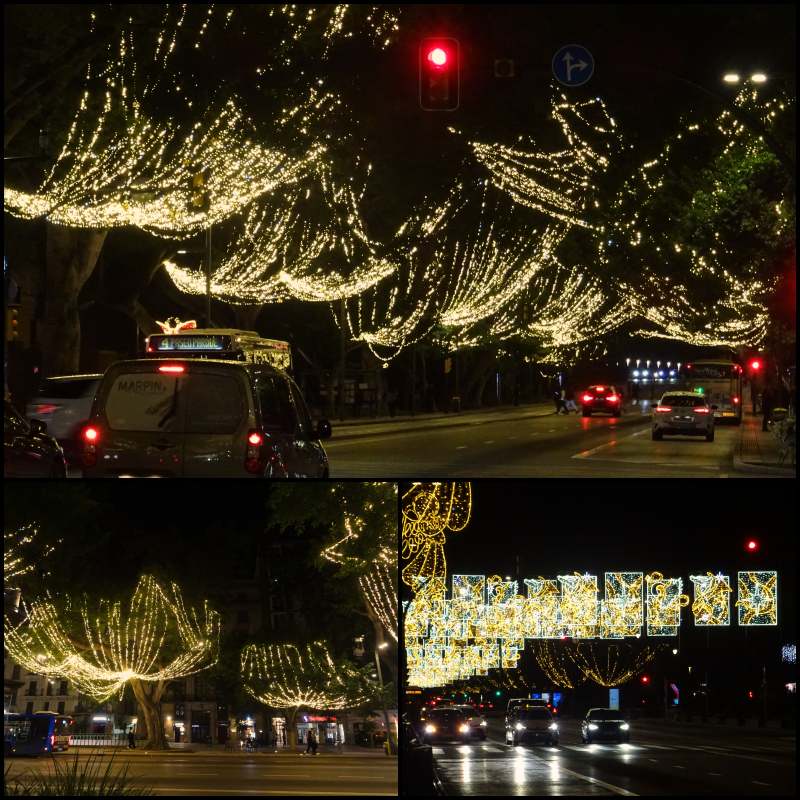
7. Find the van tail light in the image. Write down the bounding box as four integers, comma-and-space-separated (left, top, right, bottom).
607, 394, 619, 403
694, 407, 710, 414
655, 406, 672, 413
158, 364, 185, 374
582, 394, 593, 403
733, 396, 740, 405
245, 430, 265, 474
81, 425, 100, 467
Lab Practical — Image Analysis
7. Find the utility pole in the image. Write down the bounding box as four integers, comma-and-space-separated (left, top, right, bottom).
205, 226, 212, 328
338, 298, 347, 421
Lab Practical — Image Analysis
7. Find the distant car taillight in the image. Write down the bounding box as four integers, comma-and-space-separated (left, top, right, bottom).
582, 394, 593, 403
733, 396, 740, 404
655, 406, 672, 413
694, 407, 710, 414
81, 425, 100, 467
32, 403, 60, 415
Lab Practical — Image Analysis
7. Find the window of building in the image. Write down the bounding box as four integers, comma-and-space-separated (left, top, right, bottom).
43, 702, 50, 711
57, 701, 65, 715
25, 702, 33, 714
28, 681, 37, 695
59, 681, 68, 696
46, 682, 53, 696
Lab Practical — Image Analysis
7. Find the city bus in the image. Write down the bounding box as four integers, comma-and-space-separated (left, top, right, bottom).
679, 359, 743, 424
4, 711, 75, 756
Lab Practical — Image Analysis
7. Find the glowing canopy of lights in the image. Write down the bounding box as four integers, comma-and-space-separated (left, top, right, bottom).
406, 570, 779, 688
4, 575, 220, 701
401, 483, 472, 588
241, 641, 370, 710
736, 571, 778, 626
4, 525, 58, 591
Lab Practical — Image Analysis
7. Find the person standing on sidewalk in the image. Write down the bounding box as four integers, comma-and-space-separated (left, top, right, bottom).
128, 730, 136, 749
762, 382, 775, 432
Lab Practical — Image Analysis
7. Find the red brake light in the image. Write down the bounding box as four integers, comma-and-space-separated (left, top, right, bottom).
595, 386, 606, 392
158, 364, 185, 374
733, 396, 740, 404
694, 407, 710, 414
83, 426, 99, 443
248, 432, 263, 446
607, 394, 619, 402
582, 394, 593, 403
33, 403, 59, 415
655, 405, 672, 413
245, 429, 266, 474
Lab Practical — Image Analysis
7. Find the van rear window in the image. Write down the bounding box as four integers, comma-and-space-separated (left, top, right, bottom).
105, 374, 182, 432
184, 375, 245, 434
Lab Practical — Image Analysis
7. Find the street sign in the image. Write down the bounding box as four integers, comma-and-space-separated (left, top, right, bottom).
552, 44, 595, 87
608, 688, 620, 710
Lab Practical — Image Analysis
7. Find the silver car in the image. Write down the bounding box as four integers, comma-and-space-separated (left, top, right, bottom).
652, 391, 715, 442
26, 374, 103, 462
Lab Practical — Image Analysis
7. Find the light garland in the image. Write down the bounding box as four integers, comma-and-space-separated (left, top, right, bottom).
241, 641, 371, 710
4, 524, 59, 591
4, 575, 220, 701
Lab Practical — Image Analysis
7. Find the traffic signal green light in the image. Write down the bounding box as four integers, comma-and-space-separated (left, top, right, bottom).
495, 690, 501, 696
419, 38, 460, 110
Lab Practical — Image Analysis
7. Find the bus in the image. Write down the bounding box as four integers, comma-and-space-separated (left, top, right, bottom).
144, 329, 292, 372
679, 359, 743, 424
4, 711, 75, 756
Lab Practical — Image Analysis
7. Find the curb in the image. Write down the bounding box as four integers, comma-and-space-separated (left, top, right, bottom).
732, 453, 796, 476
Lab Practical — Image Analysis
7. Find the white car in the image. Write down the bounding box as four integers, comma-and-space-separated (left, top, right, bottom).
652, 391, 715, 442
451, 705, 488, 740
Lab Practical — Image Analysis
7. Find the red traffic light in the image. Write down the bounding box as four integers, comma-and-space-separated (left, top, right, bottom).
745, 539, 759, 552
748, 358, 762, 372
427, 47, 448, 67
640, 675, 650, 684
419, 37, 460, 111
747, 690, 754, 700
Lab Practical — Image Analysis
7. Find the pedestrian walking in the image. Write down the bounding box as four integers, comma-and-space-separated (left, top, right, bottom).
552, 388, 561, 414
305, 729, 316, 755
311, 730, 318, 756
128, 730, 136, 750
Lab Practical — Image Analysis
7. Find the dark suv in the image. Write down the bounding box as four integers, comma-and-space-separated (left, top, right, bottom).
420, 707, 472, 744
80, 359, 331, 477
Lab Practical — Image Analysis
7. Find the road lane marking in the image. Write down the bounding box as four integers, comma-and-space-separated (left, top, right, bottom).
752, 781, 771, 786
483, 440, 495, 444
455, 445, 467, 449
673, 765, 687, 769
549, 764, 638, 796
572, 427, 650, 459
708, 772, 722, 777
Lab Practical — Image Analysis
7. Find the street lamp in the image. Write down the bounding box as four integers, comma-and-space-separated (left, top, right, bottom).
750, 73, 768, 84
723, 73, 740, 84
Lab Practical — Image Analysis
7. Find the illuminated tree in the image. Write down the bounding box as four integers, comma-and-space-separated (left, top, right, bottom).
241, 641, 371, 748
4, 575, 220, 749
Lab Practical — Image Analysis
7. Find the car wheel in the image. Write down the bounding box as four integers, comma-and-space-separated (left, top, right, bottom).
705, 429, 715, 442
652, 429, 663, 441
582, 408, 591, 417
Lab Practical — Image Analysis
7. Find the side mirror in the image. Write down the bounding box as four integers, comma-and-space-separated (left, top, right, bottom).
315, 419, 332, 440
30, 419, 48, 435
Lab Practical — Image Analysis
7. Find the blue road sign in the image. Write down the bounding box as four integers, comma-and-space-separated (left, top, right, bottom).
552, 44, 595, 87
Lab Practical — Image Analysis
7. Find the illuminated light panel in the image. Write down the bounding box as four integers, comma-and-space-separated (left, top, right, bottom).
736, 571, 778, 626
690, 572, 731, 626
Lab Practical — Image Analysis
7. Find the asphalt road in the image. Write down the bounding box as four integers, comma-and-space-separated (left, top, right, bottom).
4, 751, 397, 796
426, 718, 795, 796
328, 404, 751, 478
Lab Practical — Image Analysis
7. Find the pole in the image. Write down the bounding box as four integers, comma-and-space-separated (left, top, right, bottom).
411, 345, 416, 417
454, 337, 460, 412
338, 298, 346, 421
374, 646, 396, 754
205, 226, 212, 328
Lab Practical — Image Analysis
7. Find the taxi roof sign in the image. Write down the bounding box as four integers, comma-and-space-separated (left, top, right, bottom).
144, 328, 291, 371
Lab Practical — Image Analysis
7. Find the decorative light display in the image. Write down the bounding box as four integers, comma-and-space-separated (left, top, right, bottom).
241, 641, 370, 710
4, 575, 220, 701
401, 483, 472, 588
782, 645, 796, 664
562, 641, 658, 688
646, 572, 690, 636
690, 572, 731, 626
736, 571, 778, 626
4, 525, 58, 591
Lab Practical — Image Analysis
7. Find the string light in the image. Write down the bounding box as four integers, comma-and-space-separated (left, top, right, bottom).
4, 575, 220, 701
690, 572, 732, 626
4, 525, 59, 590
736, 571, 778, 626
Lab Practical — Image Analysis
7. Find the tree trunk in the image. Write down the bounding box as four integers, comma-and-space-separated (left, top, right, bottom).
130, 679, 169, 750
39, 224, 107, 376
286, 706, 299, 749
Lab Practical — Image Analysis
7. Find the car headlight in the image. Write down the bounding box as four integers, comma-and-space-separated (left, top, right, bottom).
425, 724, 436, 734
459, 724, 470, 734
619, 723, 629, 731
588, 723, 599, 731
548, 723, 558, 731
480, 720, 487, 727
515, 722, 525, 731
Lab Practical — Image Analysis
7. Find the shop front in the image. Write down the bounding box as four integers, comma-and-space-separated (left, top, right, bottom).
296, 714, 345, 746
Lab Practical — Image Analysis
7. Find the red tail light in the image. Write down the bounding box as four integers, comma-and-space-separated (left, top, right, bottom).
607, 394, 619, 402
655, 406, 672, 413
158, 364, 185, 374
733, 396, 740, 404
32, 403, 60, 415
595, 386, 606, 392
81, 425, 100, 467
245, 429, 265, 474
694, 407, 710, 414
582, 394, 593, 403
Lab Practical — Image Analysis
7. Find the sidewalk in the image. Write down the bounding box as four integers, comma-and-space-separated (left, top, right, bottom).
732, 412, 796, 476
69, 743, 392, 757
329, 402, 556, 441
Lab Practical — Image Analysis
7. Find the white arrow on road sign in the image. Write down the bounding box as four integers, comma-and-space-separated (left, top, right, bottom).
562, 51, 588, 83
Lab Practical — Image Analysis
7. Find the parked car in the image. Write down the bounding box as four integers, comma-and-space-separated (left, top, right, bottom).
505, 705, 559, 746
26, 374, 103, 463
580, 708, 630, 743
4, 400, 67, 478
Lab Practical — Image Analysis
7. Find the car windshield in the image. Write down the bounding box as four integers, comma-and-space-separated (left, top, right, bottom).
661, 395, 707, 407
588, 710, 625, 720
37, 378, 99, 399
428, 710, 464, 722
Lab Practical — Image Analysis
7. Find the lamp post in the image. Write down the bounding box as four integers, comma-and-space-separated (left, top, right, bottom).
374, 641, 397, 755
